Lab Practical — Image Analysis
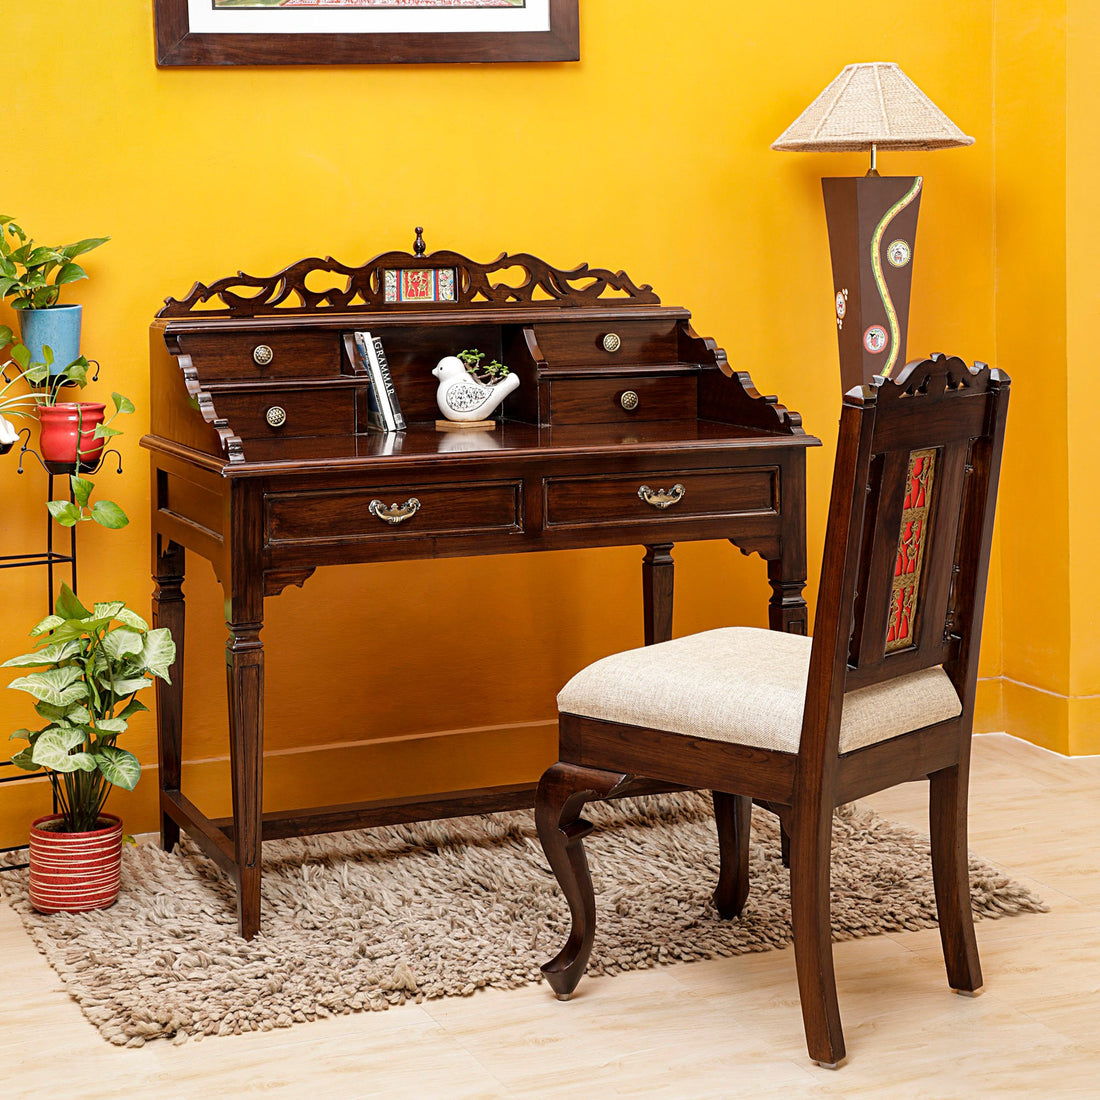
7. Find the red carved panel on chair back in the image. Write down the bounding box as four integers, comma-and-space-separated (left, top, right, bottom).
886, 448, 936, 651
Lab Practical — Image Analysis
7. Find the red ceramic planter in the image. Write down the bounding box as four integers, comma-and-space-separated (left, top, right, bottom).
28, 813, 123, 913
38, 402, 106, 473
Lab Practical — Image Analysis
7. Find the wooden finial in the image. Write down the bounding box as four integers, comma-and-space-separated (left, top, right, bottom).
414, 227, 426, 257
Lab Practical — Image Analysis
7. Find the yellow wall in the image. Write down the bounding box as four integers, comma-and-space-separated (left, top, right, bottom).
4, 0, 1068, 849
990, 0, 1100, 754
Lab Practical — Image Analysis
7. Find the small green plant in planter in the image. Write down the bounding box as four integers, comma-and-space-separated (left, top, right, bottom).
0, 336, 88, 452
0, 324, 133, 520
5, 584, 175, 912
457, 348, 511, 384
0, 217, 109, 310
4, 584, 175, 828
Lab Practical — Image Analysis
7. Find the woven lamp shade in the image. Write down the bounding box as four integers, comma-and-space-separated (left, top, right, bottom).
772, 62, 974, 153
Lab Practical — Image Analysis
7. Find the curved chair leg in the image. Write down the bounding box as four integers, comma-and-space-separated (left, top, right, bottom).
929, 763, 983, 995
788, 805, 846, 1068
535, 762, 635, 999
712, 791, 751, 918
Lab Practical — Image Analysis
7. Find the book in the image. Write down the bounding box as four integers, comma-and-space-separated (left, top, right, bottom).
344, 333, 386, 432
348, 331, 400, 432
367, 334, 405, 431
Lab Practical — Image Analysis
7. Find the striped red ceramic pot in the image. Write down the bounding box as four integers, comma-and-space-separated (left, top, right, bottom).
28, 813, 123, 913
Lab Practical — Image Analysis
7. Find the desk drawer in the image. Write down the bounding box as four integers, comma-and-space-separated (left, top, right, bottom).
176, 330, 342, 382
211, 386, 357, 439
533, 319, 679, 366
543, 467, 777, 529
266, 479, 523, 545
550, 374, 697, 425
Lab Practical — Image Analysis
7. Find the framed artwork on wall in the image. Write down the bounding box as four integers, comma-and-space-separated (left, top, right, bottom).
153, 0, 579, 66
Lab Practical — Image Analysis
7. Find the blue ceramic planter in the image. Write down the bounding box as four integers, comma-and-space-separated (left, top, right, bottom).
16, 304, 82, 376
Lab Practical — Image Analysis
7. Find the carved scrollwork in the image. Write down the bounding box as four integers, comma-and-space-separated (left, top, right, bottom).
883, 353, 1004, 408
157, 231, 660, 318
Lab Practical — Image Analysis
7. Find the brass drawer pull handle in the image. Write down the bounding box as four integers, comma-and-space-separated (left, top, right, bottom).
253, 344, 274, 366
265, 406, 287, 429
602, 332, 621, 353
369, 497, 421, 525
620, 390, 639, 411
638, 483, 685, 509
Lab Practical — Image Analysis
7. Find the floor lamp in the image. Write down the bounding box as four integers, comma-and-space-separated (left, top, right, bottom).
772, 62, 973, 392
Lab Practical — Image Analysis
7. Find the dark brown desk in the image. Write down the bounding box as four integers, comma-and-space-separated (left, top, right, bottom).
142, 236, 818, 938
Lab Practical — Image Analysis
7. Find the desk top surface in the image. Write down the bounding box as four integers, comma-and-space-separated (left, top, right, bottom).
143, 418, 819, 479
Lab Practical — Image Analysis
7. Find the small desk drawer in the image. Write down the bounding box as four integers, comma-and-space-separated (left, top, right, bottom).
550, 374, 697, 425
211, 386, 356, 439
543, 467, 777, 529
533, 319, 679, 366
266, 479, 523, 545
177, 330, 342, 382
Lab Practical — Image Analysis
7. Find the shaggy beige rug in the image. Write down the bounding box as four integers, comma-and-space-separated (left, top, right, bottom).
0, 794, 1046, 1047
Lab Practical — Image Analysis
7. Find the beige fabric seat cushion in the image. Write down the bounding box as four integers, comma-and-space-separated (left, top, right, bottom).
557, 627, 962, 755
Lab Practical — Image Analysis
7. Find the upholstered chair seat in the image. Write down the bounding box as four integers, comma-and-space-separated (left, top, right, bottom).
557, 627, 962, 756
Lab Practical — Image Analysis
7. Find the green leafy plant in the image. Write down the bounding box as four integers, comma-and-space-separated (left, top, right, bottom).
4, 585, 175, 833
47, 474, 129, 530
457, 348, 510, 384
0, 216, 109, 310
0, 327, 92, 403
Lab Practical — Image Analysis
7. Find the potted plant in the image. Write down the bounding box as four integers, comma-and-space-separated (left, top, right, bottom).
457, 348, 511, 384
0, 216, 108, 376
0, 324, 133, 481
4, 584, 175, 912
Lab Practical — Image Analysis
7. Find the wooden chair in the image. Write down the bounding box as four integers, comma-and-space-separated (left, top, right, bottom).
535, 354, 1010, 1068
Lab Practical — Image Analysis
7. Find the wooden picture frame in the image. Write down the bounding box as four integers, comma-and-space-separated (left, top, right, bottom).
153, 0, 579, 67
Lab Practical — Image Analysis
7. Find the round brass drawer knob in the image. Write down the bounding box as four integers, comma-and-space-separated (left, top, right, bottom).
265, 406, 287, 429
253, 344, 274, 366
621, 390, 640, 411
602, 332, 621, 353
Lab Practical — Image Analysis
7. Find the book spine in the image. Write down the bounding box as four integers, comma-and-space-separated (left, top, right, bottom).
353, 330, 392, 431
370, 336, 405, 431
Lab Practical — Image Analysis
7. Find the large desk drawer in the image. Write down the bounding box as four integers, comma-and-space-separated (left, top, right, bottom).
543, 467, 777, 529
266, 479, 523, 545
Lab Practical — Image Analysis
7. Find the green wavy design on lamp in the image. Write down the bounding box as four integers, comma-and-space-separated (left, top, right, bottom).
870, 176, 923, 376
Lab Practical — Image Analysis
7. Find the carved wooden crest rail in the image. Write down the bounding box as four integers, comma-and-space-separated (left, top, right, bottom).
158, 228, 660, 318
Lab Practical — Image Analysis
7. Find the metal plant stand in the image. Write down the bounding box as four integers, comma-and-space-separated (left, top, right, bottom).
0, 430, 122, 871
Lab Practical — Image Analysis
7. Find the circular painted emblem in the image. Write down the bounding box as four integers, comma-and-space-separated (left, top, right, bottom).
887, 239, 911, 268
835, 291, 846, 320
863, 325, 889, 354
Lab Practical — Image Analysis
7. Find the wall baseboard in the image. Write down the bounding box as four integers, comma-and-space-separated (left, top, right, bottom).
976, 676, 1100, 755
0, 719, 559, 851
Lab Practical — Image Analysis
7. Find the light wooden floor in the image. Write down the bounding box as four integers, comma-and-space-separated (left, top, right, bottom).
1, 733, 1097, 1099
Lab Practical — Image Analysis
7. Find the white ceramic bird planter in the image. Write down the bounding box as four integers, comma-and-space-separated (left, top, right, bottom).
432, 356, 521, 424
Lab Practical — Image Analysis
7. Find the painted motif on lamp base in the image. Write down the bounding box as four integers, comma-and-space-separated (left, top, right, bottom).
822, 175, 922, 393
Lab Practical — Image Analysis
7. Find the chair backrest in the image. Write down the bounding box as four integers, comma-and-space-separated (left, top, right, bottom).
800, 353, 1010, 764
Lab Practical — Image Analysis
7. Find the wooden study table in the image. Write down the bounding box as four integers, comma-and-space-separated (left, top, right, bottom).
142, 234, 819, 938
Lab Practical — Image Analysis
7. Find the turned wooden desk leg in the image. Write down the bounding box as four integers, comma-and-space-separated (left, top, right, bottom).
642, 543, 675, 645
769, 459, 809, 635
226, 614, 265, 940
768, 555, 808, 636
152, 540, 186, 854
